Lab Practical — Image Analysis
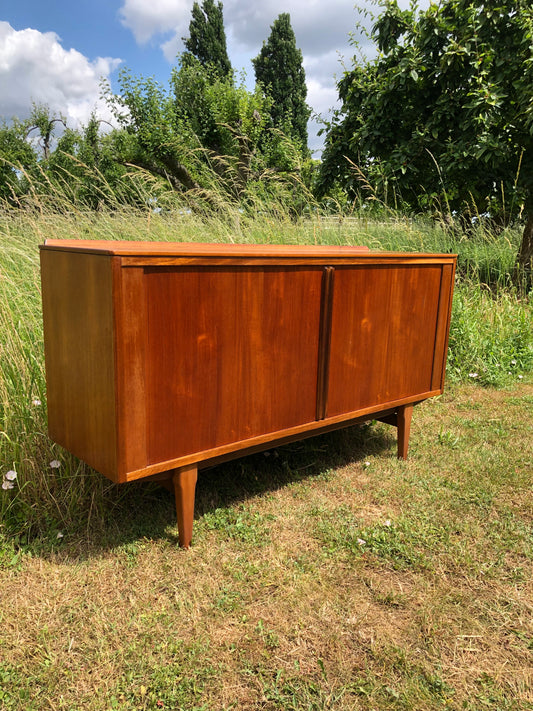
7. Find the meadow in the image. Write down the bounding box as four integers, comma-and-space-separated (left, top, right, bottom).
1, 191, 532, 709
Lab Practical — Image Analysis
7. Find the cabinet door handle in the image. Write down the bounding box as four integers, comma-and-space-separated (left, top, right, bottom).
316, 266, 335, 420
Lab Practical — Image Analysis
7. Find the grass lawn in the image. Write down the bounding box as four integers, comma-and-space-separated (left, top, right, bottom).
1, 381, 532, 710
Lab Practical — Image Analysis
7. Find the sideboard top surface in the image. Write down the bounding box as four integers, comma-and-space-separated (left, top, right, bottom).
40, 239, 457, 263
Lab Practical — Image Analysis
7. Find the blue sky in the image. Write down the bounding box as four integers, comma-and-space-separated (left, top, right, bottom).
1, 0, 426, 153
2, 0, 171, 88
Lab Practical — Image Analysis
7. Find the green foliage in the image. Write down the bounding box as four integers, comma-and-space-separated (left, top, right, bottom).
25, 103, 67, 162
0, 120, 36, 202
106, 60, 307, 208
43, 117, 139, 209
252, 13, 311, 152
447, 282, 533, 386
171, 58, 269, 157
182, 0, 232, 79
0, 7, 310, 214
106, 70, 202, 193
318, 0, 533, 274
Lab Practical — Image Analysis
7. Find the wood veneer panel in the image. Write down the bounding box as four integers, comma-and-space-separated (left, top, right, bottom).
42, 240, 371, 258
40, 251, 117, 478
327, 264, 443, 416
144, 266, 323, 463
124, 393, 440, 481
114, 266, 148, 479
431, 263, 456, 391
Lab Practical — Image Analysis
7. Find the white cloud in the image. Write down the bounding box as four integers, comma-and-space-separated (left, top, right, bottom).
306, 78, 341, 154
0, 21, 121, 128
119, 0, 191, 45
161, 34, 182, 64
114, 0, 371, 145
225, 0, 362, 56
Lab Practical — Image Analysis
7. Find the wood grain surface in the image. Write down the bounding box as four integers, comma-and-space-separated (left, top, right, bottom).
40, 250, 118, 479
40, 242, 457, 486
144, 266, 323, 463
327, 264, 444, 415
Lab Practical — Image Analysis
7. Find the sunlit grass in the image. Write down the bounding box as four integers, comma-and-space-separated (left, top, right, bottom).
0, 383, 532, 709
0, 164, 532, 709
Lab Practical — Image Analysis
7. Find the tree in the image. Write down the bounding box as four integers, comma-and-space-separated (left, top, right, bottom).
0, 119, 37, 202
318, 0, 533, 280
25, 104, 66, 161
252, 13, 310, 151
106, 60, 294, 204
0, 105, 66, 204
44, 116, 137, 209
182, 0, 232, 79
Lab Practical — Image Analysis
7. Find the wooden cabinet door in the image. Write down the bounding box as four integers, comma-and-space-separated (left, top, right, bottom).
144, 266, 323, 463
326, 264, 446, 416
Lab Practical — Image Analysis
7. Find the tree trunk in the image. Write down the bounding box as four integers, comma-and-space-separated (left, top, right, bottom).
514, 207, 533, 291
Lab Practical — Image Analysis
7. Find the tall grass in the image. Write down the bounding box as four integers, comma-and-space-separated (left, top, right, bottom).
0, 167, 532, 542
448, 282, 533, 386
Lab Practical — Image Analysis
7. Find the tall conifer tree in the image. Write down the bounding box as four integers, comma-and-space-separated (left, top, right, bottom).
183, 0, 232, 78
252, 13, 310, 150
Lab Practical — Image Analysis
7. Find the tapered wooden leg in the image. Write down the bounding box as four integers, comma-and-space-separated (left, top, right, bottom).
172, 465, 198, 549
397, 404, 413, 460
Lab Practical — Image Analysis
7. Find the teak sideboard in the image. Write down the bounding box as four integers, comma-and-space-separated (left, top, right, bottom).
40, 240, 457, 547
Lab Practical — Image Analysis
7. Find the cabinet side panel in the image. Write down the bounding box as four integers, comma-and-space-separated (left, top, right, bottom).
431, 263, 455, 392
40, 250, 117, 479
327, 264, 443, 416
145, 266, 322, 463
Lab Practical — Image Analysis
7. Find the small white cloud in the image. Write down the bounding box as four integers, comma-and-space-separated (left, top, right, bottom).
161, 34, 183, 63
119, 0, 191, 45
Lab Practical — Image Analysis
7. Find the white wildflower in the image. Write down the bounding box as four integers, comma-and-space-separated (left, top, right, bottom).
468, 373, 478, 378
357, 538, 366, 547
364, 461, 370, 467
384, 520, 392, 527
518, 375, 523, 380
49, 460, 61, 469
56, 532, 64, 539
5, 470, 17, 481
511, 360, 517, 366
2, 480, 14, 490
32, 399, 42, 406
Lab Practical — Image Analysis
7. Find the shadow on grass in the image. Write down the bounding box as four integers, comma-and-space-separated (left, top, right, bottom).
33, 422, 397, 559
194, 421, 395, 517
